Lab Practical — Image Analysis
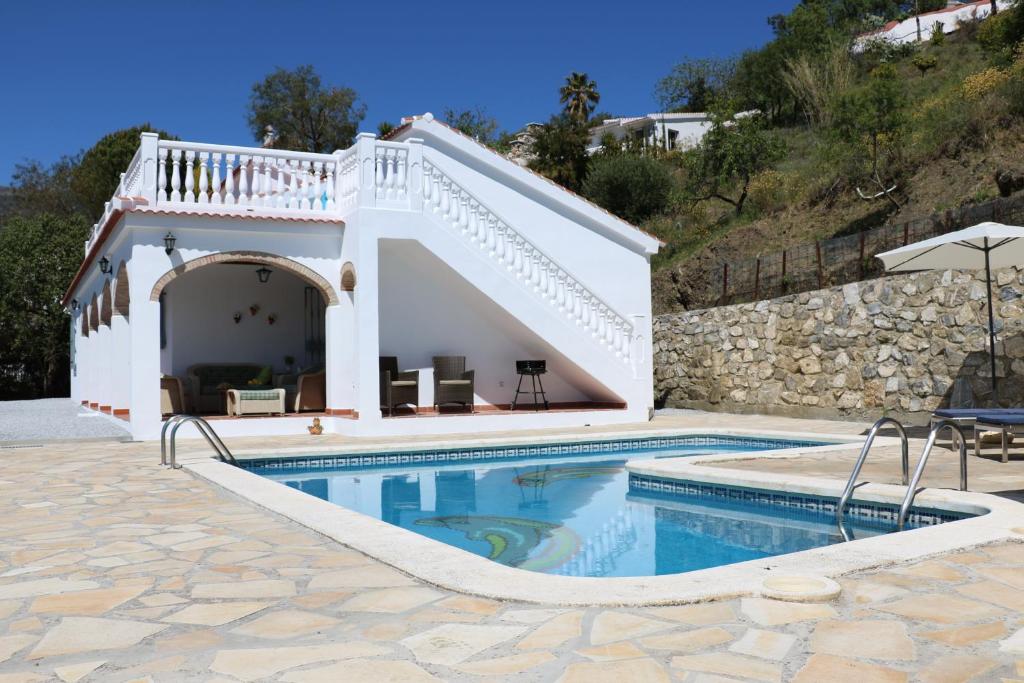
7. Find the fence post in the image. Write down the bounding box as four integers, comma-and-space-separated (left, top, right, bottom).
858, 232, 866, 280
903, 223, 909, 246
722, 263, 729, 304
816, 241, 823, 289
781, 250, 787, 292
754, 257, 761, 301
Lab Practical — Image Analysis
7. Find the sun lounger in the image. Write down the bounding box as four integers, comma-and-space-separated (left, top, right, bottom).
973, 413, 1024, 463
930, 408, 1024, 449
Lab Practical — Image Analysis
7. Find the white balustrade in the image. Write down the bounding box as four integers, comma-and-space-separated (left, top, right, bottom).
155, 141, 338, 213
420, 158, 632, 363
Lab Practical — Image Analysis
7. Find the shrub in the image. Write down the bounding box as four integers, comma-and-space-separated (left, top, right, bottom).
930, 21, 946, 46
912, 53, 938, 76
746, 170, 788, 215
962, 67, 1011, 100
582, 153, 672, 224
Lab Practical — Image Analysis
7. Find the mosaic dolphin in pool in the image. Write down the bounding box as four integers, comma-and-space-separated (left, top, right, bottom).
414, 515, 580, 570
513, 465, 622, 488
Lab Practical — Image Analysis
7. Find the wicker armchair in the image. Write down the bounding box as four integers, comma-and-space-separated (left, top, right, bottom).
294, 369, 326, 413
432, 356, 475, 413
379, 357, 419, 416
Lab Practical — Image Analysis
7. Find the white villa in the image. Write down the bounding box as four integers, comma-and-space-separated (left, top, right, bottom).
587, 113, 713, 154
64, 114, 661, 441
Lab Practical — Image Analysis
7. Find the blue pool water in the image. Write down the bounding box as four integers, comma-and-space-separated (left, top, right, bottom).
247, 436, 967, 577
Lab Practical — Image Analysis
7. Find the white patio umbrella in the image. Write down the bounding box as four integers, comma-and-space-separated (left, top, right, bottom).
876, 221, 1024, 398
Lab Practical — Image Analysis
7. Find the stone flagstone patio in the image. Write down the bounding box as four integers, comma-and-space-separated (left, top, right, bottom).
0, 413, 1023, 681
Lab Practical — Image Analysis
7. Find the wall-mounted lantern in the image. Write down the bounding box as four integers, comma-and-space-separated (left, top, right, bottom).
98, 256, 111, 275
256, 266, 272, 284
164, 232, 177, 255
71, 299, 79, 311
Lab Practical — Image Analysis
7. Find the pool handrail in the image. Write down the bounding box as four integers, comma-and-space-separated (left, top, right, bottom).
160, 414, 236, 469
836, 417, 909, 530
897, 419, 967, 530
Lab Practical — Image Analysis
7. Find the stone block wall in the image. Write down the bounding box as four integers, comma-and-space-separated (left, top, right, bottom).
653, 268, 1024, 423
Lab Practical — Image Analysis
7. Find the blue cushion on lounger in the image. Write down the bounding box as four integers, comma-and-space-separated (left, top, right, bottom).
934, 408, 1024, 418
975, 413, 1024, 426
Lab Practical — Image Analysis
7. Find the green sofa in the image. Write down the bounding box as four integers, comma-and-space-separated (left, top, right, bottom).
186, 363, 272, 414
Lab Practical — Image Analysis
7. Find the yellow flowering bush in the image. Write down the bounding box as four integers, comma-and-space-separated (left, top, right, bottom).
962, 67, 1011, 101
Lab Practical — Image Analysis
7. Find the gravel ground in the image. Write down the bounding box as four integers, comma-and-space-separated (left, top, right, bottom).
0, 398, 130, 443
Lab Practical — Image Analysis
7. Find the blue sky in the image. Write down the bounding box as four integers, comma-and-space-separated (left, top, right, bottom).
0, 1, 797, 183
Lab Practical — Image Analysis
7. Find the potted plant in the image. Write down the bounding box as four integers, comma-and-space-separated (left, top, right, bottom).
284, 355, 295, 373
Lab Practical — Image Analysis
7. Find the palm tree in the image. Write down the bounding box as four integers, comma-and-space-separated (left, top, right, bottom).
559, 72, 600, 123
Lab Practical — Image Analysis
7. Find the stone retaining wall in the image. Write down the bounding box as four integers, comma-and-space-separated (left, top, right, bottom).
653, 268, 1024, 423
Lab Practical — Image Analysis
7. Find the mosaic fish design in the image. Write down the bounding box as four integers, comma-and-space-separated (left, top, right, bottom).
415, 515, 580, 569
513, 465, 622, 488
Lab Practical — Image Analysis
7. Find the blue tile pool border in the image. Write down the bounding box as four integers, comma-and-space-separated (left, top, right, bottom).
238, 433, 828, 472
628, 474, 972, 528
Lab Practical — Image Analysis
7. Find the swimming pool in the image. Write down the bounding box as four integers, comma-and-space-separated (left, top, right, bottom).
245, 434, 971, 577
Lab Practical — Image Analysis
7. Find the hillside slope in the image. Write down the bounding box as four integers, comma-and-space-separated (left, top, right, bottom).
649, 32, 1024, 313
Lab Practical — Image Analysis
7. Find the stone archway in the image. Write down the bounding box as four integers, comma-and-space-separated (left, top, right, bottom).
341, 261, 357, 292
89, 295, 100, 332
81, 307, 90, 337
100, 281, 112, 327
113, 261, 130, 318
149, 251, 339, 305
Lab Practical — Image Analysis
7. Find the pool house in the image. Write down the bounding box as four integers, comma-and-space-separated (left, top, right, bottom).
63, 114, 661, 441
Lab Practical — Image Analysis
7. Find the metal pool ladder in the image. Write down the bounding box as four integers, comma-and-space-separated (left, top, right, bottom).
836, 417, 909, 532
896, 419, 967, 530
837, 417, 968, 535
160, 415, 236, 469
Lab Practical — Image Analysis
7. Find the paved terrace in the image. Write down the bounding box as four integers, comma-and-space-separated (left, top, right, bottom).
0, 412, 1023, 682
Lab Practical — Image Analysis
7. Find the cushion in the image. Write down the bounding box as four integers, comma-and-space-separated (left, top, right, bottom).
391, 380, 417, 387
237, 389, 281, 401
195, 365, 262, 388
975, 413, 1024, 426
934, 408, 1024, 418
254, 366, 272, 385
439, 379, 471, 385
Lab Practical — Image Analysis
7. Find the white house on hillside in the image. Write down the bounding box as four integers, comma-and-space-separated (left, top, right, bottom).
853, 0, 1011, 51
587, 113, 713, 154
63, 114, 661, 441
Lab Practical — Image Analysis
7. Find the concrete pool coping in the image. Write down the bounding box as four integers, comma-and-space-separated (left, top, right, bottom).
182, 427, 1024, 607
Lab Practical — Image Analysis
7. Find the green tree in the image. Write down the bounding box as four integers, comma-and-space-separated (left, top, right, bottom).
377, 121, 396, 137
559, 72, 600, 123
6, 125, 176, 222
442, 106, 500, 144
71, 125, 175, 221
527, 116, 590, 191
247, 65, 366, 153
655, 57, 735, 112
832, 63, 907, 208
0, 213, 91, 398
912, 52, 938, 76
582, 153, 672, 223
684, 107, 784, 216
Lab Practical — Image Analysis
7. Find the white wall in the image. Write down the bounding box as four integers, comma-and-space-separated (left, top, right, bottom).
378, 240, 616, 407
163, 263, 314, 376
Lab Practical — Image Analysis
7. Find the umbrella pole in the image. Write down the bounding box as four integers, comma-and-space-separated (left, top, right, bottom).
984, 240, 998, 401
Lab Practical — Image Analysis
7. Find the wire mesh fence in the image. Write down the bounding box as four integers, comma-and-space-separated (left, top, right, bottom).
710, 195, 1024, 306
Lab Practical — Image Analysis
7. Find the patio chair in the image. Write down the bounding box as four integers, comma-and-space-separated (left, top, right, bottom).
432, 356, 475, 413
379, 356, 419, 416
293, 368, 326, 413
973, 413, 1024, 463
160, 375, 187, 417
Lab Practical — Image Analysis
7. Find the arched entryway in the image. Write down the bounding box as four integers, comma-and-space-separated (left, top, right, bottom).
151, 252, 335, 417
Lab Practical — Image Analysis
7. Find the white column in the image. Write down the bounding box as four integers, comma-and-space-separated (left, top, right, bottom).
97, 322, 112, 413
69, 316, 81, 403
353, 229, 381, 423
110, 313, 131, 417
324, 303, 355, 413
128, 297, 162, 439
